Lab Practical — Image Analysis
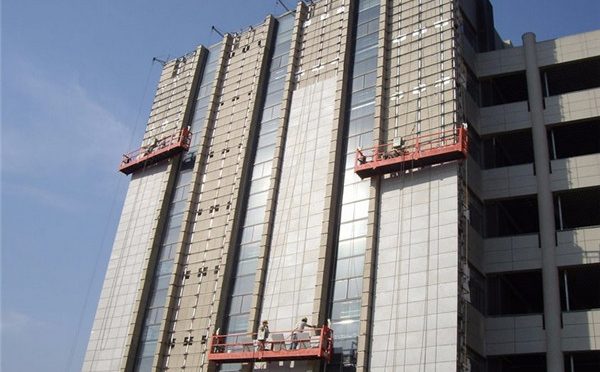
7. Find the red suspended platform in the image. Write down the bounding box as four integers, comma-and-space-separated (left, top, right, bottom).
119, 127, 192, 175
354, 124, 468, 178
208, 325, 333, 364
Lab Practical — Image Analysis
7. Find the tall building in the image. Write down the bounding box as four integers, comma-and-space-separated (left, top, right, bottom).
83, 0, 600, 371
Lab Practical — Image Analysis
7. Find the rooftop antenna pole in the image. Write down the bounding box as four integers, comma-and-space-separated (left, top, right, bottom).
152, 57, 167, 66
211, 26, 225, 37
276, 0, 290, 11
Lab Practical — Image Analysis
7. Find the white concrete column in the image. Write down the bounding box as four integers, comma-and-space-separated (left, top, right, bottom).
522, 32, 564, 372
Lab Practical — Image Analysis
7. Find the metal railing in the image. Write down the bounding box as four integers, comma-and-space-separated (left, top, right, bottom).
208, 325, 333, 363
119, 127, 192, 174
355, 124, 467, 177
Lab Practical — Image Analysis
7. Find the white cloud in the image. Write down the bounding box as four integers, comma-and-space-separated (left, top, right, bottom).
0, 310, 47, 332
2, 59, 132, 181
2, 181, 80, 212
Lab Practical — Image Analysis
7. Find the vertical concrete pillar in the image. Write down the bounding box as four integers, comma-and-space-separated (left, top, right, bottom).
522, 32, 564, 372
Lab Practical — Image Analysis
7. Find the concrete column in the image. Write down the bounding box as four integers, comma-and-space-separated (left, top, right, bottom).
522, 32, 564, 372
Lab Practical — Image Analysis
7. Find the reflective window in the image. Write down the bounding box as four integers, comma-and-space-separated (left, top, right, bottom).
239, 242, 260, 260
222, 13, 295, 337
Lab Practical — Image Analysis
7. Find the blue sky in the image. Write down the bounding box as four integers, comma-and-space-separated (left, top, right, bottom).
1, 0, 598, 371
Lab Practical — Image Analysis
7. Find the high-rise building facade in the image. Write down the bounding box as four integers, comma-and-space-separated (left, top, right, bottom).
83, 0, 600, 371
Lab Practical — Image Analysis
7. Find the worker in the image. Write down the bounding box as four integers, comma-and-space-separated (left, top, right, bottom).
291, 317, 316, 349
357, 147, 366, 164
212, 332, 225, 353
257, 320, 269, 350
144, 138, 159, 155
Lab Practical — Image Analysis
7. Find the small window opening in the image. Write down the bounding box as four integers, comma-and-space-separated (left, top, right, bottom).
183, 336, 194, 346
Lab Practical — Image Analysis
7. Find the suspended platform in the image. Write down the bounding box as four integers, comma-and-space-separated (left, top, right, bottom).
119, 127, 192, 175
354, 124, 468, 178
208, 326, 333, 364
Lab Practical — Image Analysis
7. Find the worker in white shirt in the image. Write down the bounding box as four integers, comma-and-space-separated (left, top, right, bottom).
257, 320, 269, 350
291, 317, 316, 349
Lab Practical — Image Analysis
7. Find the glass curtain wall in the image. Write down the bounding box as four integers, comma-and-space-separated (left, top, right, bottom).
220, 14, 295, 369
328, 0, 379, 370
133, 44, 221, 371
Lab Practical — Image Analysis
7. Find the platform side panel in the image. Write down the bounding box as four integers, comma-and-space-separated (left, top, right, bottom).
82, 165, 170, 372
370, 164, 459, 372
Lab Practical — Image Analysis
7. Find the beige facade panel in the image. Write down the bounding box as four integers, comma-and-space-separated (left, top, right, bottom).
556, 226, 600, 267
483, 233, 541, 273
544, 88, 600, 126
160, 18, 276, 372
83, 164, 172, 372
371, 164, 460, 372
259, 78, 337, 332
485, 315, 546, 355
142, 50, 203, 147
